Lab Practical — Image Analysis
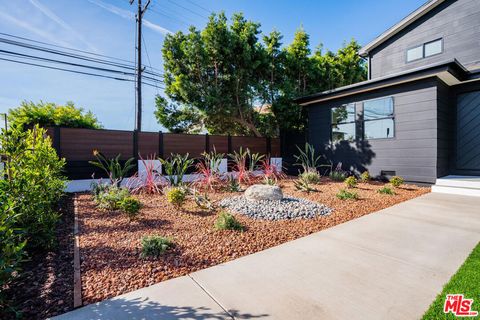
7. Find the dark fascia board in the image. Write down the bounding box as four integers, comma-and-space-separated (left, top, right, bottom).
296, 59, 468, 106
358, 0, 446, 57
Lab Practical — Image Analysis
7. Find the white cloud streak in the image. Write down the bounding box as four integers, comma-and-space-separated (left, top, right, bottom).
87, 0, 172, 36
28, 0, 99, 52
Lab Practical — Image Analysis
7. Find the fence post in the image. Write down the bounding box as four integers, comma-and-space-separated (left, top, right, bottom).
133, 129, 138, 160
205, 133, 210, 153
53, 126, 61, 158
227, 134, 232, 154
266, 136, 271, 156
158, 131, 164, 159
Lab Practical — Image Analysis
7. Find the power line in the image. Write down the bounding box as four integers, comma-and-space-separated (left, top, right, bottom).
166, 0, 208, 19
148, 6, 191, 27
142, 34, 161, 94
184, 0, 212, 14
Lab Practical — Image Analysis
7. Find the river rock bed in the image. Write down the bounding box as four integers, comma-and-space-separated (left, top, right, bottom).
218, 195, 332, 220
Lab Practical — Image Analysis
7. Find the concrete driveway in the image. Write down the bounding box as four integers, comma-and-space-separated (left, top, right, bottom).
53, 192, 480, 320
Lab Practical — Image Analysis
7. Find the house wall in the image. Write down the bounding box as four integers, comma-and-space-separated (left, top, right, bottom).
436, 80, 454, 177
308, 78, 442, 183
370, 0, 480, 79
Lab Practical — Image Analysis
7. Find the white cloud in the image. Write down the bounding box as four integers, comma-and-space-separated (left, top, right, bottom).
28, 0, 99, 52
87, 0, 172, 36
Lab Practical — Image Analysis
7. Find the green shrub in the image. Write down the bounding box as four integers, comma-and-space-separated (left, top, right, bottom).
160, 153, 194, 187
360, 171, 370, 182
0, 125, 66, 249
89, 152, 135, 186
344, 176, 357, 188
8, 101, 102, 130
118, 196, 142, 220
336, 189, 358, 200
378, 186, 395, 195
214, 211, 244, 231
94, 186, 130, 210
166, 187, 186, 207
329, 170, 347, 182
294, 177, 316, 193
389, 175, 404, 187
140, 235, 174, 258
299, 170, 321, 184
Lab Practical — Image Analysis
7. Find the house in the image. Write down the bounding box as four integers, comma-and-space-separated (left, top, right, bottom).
297, 0, 480, 184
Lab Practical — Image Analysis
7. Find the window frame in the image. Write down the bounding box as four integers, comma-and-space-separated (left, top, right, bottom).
362, 96, 395, 140
331, 103, 356, 143
406, 38, 443, 63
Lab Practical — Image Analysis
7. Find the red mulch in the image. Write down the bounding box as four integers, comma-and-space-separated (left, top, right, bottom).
2, 195, 75, 320
78, 178, 430, 305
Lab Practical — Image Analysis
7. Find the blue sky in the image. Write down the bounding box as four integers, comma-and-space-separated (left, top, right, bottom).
0, 0, 425, 132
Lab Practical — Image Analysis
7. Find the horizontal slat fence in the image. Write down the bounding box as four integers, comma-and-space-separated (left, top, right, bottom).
47, 127, 280, 179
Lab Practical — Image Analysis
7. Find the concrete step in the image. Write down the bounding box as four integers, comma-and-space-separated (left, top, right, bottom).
433, 175, 480, 197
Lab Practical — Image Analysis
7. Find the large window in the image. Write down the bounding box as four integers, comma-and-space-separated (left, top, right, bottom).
331, 104, 356, 142
363, 97, 394, 139
406, 38, 443, 62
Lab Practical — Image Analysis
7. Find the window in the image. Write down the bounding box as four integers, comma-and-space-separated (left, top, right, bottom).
406, 38, 443, 62
331, 104, 356, 142
363, 97, 394, 139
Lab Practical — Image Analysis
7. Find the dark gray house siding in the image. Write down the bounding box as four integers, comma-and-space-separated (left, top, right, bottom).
308, 78, 442, 183
370, 0, 480, 79
436, 80, 454, 177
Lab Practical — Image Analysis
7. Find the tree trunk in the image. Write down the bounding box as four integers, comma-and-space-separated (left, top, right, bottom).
234, 117, 262, 137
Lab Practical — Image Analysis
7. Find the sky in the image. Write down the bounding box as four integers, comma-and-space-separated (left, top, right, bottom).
0, 0, 426, 132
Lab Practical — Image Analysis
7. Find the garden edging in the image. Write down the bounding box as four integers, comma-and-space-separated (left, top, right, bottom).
73, 195, 82, 308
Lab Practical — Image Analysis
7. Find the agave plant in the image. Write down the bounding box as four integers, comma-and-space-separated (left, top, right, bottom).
194, 149, 224, 190
89, 150, 135, 186
160, 153, 194, 187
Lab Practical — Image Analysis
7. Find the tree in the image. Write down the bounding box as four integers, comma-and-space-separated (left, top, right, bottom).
154, 96, 203, 133
8, 101, 102, 130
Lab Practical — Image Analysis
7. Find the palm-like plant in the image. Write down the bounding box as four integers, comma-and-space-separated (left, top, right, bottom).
160, 153, 194, 187
89, 150, 135, 186
294, 143, 323, 175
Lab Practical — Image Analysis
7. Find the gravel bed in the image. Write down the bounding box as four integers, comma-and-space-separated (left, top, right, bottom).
219, 195, 332, 220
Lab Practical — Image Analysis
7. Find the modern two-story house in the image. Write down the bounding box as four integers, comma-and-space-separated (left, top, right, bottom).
297, 0, 480, 185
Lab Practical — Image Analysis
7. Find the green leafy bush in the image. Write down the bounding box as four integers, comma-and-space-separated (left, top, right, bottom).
160, 153, 194, 187
118, 196, 142, 220
8, 101, 102, 129
214, 211, 244, 231
360, 171, 370, 182
166, 187, 186, 207
0, 125, 66, 249
89, 152, 135, 186
329, 170, 347, 182
378, 186, 395, 195
299, 170, 321, 184
389, 175, 404, 187
336, 189, 358, 200
344, 176, 357, 188
140, 235, 174, 258
94, 186, 130, 210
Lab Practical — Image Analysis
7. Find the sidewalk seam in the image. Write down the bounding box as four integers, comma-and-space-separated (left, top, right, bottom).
188, 274, 235, 320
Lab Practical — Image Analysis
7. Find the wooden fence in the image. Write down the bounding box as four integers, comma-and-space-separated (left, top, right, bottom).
46, 127, 281, 179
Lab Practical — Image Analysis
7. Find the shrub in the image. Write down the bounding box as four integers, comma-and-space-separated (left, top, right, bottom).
8, 101, 102, 130
228, 147, 264, 185
194, 149, 224, 190
214, 211, 244, 231
94, 186, 130, 210
140, 235, 174, 258
344, 176, 358, 188
294, 177, 316, 193
329, 170, 347, 182
166, 187, 186, 207
160, 153, 194, 187
360, 171, 370, 182
294, 143, 323, 174
299, 170, 321, 184
89, 151, 135, 186
224, 176, 242, 192
378, 186, 395, 195
91, 181, 110, 197
336, 189, 358, 200
127, 155, 163, 194
118, 196, 142, 220
390, 175, 404, 187
191, 189, 214, 211
0, 125, 66, 249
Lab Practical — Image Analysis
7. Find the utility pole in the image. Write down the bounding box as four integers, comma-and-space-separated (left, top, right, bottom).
130, 0, 151, 131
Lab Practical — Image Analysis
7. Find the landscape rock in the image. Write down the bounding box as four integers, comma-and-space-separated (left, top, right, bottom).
244, 184, 283, 201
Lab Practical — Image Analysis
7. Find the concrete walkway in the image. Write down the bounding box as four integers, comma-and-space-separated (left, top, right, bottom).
53, 193, 480, 320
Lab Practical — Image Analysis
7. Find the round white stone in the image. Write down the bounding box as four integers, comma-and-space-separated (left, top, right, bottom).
244, 184, 283, 201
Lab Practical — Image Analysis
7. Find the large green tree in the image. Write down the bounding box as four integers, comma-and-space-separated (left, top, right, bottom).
156, 13, 367, 137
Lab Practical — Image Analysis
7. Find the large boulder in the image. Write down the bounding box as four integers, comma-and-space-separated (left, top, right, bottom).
244, 184, 283, 201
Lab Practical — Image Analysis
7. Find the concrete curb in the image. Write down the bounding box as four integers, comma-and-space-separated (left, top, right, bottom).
73, 194, 82, 308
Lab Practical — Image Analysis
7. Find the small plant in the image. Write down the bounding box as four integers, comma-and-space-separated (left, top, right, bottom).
166, 187, 186, 207
89, 151, 135, 186
229, 147, 264, 185
191, 188, 215, 211
263, 176, 277, 186
294, 143, 323, 174
194, 149, 224, 190
336, 188, 358, 200
329, 170, 347, 182
378, 186, 395, 195
94, 186, 130, 210
344, 176, 357, 188
118, 196, 142, 220
294, 177, 316, 193
127, 155, 163, 194
160, 153, 194, 187
390, 175, 404, 187
299, 170, 321, 184
140, 235, 174, 258
260, 157, 285, 183
224, 176, 242, 192
360, 171, 370, 182
91, 180, 110, 197
214, 211, 244, 231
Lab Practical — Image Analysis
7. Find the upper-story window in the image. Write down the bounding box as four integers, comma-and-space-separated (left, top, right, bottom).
331, 104, 356, 142
406, 38, 443, 62
363, 97, 394, 139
